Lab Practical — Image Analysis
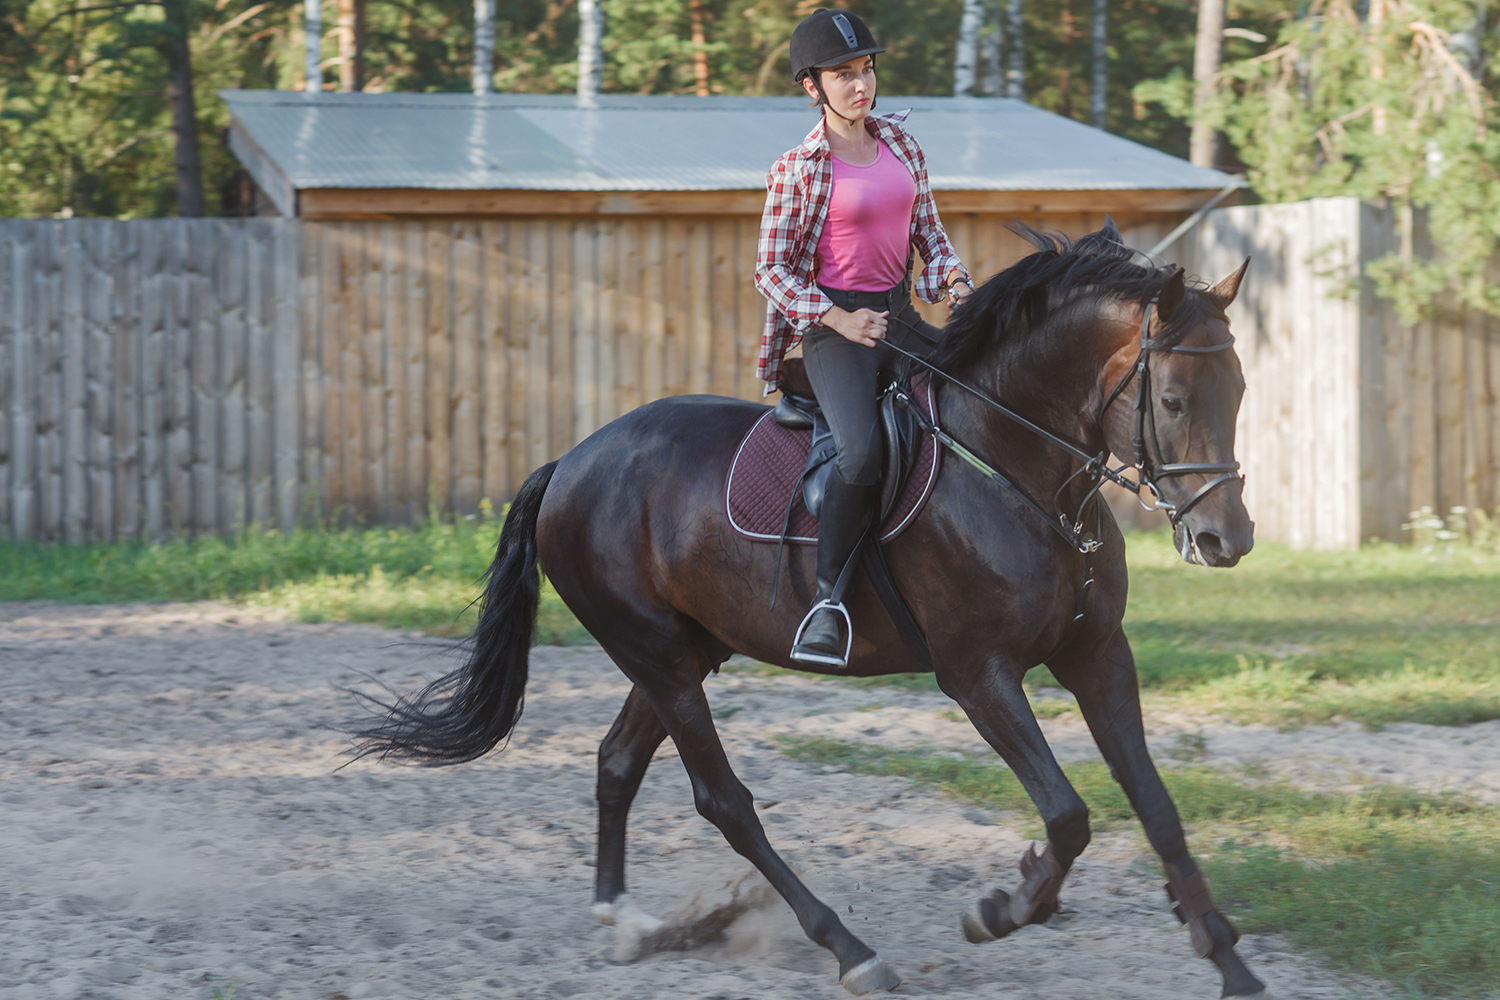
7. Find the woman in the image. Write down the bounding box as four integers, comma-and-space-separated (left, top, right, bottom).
755, 7, 973, 668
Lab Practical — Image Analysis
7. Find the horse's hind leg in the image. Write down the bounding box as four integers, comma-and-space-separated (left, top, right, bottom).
939, 657, 1091, 942
593, 684, 668, 932
610, 642, 900, 995
1048, 628, 1264, 998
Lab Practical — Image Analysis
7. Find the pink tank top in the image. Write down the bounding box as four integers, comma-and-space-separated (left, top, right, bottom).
815, 139, 917, 293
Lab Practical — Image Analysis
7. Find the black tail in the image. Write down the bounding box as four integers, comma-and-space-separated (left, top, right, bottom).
351, 460, 558, 765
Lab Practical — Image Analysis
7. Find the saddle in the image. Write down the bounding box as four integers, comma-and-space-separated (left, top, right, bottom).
726, 358, 940, 545
724, 357, 940, 666
771, 358, 923, 528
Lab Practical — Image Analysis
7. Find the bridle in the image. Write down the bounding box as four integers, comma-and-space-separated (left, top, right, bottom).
881, 290, 1243, 618
1096, 296, 1243, 525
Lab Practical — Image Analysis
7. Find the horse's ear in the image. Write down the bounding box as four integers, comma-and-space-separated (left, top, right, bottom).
1156, 267, 1186, 322
1207, 257, 1251, 308
1100, 216, 1121, 243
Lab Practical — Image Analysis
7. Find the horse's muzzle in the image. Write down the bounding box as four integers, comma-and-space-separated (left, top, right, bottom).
1174, 517, 1254, 568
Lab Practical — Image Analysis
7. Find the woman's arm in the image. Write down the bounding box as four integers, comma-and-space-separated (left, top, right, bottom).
754, 156, 836, 332
904, 142, 972, 305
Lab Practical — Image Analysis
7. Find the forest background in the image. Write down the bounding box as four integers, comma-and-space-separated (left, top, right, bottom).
2, 0, 1499, 318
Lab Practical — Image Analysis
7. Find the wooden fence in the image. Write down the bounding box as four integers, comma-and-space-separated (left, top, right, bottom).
0, 216, 771, 541
21, 206, 1470, 549
0, 213, 1181, 543
0, 220, 298, 543
1184, 197, 1500, 548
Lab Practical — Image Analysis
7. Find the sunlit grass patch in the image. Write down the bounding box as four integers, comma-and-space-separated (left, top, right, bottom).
240, 566, 591, 645
1124, 530, 1500, 727
0, 515, 505, 604
0, 512, 593, 644
1165, 657, 1500, 729
780, 735, 1500, 997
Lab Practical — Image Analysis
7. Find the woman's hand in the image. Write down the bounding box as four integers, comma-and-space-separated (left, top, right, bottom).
822, 305, 888, 347
948, 279, 973, 312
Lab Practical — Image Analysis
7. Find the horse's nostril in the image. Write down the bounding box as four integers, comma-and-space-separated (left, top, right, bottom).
1195, 531, 1225, 558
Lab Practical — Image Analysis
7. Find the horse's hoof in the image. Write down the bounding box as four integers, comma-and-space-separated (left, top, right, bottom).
592, 894, 663, 934
961, 889, 1018, 943
840, 955, 901, 994
1221, 979, 1268, 999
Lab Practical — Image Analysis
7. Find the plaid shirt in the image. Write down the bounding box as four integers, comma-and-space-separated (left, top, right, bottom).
753, 109, 970, 393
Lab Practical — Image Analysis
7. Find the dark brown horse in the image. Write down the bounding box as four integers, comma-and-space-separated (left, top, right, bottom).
355, 224, 1264, 997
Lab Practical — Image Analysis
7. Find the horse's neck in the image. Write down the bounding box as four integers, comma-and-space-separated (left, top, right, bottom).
940, 320, 1120, 505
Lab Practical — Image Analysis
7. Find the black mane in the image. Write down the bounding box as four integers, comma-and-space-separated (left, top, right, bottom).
930, 221, 1219, 374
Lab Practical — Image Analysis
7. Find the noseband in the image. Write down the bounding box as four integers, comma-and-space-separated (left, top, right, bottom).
1097, 297, 1243, 526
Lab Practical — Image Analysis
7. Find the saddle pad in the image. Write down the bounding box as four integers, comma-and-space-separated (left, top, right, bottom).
725, 375, 941, 544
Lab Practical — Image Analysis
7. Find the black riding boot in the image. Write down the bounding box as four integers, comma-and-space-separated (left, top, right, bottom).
791, 468, 879, 668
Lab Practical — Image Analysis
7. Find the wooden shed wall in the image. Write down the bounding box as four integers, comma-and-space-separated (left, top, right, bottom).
0, 211, 1181, 541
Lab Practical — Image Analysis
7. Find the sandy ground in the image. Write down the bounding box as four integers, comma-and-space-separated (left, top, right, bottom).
3, 603, 1490, 1000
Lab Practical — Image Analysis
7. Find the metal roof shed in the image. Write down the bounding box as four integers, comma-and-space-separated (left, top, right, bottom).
222, 91, 1237, 223
205, 92, 1242, 525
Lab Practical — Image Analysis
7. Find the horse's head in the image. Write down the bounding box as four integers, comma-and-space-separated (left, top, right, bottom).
1102, 261, 1254, 567
934, 221, 1255, 566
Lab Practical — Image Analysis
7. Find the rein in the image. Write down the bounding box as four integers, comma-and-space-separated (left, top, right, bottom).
879, 294, 1242, 580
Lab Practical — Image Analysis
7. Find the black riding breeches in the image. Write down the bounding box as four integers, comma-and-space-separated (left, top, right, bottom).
800, 281, 943, 486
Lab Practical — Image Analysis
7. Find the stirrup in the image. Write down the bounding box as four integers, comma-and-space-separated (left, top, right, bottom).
790, 598, 853, 667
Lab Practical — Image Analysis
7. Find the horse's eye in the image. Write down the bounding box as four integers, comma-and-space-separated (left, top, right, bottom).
1161, 397, 1183, 413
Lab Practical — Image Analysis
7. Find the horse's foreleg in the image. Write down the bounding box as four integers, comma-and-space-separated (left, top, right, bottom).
593, 685, 669, 931
943, 659, 1090, 942
1048, 629, 1265, 998
631, 663, 900, 995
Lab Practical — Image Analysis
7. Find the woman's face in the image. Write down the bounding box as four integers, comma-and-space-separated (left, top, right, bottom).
802, 56, 876, 122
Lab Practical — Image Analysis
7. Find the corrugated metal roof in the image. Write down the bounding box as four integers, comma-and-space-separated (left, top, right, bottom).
220, 90, 1238, 193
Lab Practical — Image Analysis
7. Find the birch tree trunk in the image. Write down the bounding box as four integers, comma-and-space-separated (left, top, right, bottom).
981, 1, 1003, 97
1004, 0, 1025, 99
473, 0, 495, 93
304, 0, 323, 92
1091, 0, 1107, 127
337, 0, 355, 91
953, 0, 984, 96
162, 0, 204, 216
577, 0, 604, 98
1190, 0, 1224, 167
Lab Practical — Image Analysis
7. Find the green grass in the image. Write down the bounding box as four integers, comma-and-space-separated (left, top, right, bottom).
1, 523, 1496, 727
0, 511, 591, 644
782, 736, 1500, 998
736, 530, 1500, 729
1124, 531, 1500, 727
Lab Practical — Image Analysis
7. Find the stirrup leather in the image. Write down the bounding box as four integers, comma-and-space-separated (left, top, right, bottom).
790, 598, 853, 667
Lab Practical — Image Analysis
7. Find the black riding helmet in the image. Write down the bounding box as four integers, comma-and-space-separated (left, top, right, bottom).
790, 9, 884, 84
